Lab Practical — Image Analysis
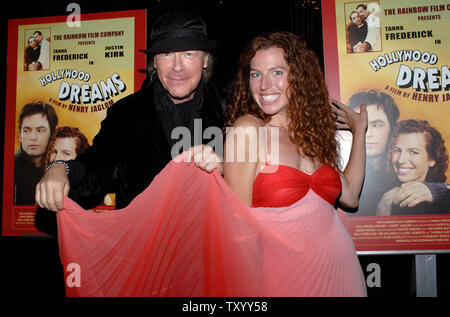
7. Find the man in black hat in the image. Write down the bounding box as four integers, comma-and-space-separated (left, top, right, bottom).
36, 11, 225, 212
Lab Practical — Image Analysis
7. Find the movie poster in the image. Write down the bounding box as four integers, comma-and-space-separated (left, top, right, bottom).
322, 0, 450, 252
2, 10, 146, 236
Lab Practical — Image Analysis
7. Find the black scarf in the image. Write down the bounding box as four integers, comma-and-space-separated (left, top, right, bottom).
153, 78, 204, 149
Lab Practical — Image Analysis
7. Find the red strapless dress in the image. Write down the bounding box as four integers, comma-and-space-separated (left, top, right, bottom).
57, 153, 367, 297
252, 164, 342, 207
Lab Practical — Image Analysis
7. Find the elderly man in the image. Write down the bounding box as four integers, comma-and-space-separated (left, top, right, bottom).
36, 11, 225, 211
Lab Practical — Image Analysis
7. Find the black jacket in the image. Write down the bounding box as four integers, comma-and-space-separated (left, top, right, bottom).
347, 21, 368, 52
67, 78, 225, 209
14, 147, 45, 205
391, 182, 450, 216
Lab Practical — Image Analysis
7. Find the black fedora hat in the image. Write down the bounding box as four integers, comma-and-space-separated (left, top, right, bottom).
141, 11, 220, 54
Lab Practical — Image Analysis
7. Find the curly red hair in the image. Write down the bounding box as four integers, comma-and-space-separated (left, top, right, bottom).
225, 31, 339, 169
388, 119, 448, 182
45, 126, 90, 166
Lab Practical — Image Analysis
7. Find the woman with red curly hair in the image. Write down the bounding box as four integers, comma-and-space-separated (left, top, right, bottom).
44, 126, 90, 167
54, 32, 369, 297
222, 31, 368, 295
377, 119, 449, 216
224, 31, 368, 209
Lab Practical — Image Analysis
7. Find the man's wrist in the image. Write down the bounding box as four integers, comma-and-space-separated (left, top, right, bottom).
424, 182, 448, 202
45, 160, 70, 175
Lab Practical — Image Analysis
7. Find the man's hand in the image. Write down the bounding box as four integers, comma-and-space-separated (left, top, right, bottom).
353, 41, 370, 53
185, 144, 223, 174
394, 181, 433, 208
376, 187, 399, 216
35, 164, 70, 211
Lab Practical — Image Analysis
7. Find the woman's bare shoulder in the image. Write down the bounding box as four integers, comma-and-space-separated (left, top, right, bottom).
232, 114, 264, 129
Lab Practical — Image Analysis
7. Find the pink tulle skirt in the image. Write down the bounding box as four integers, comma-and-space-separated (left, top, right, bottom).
57, 154, 367, 297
